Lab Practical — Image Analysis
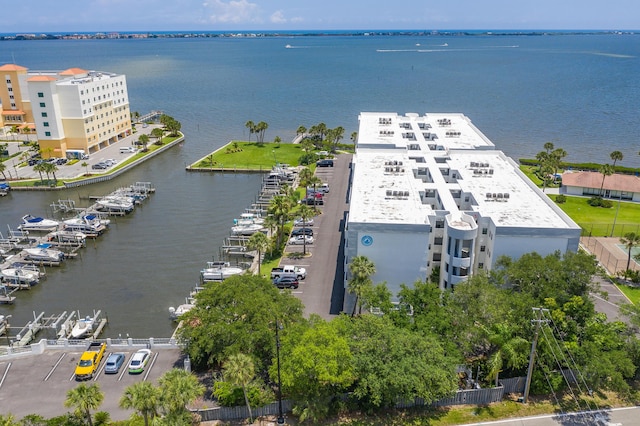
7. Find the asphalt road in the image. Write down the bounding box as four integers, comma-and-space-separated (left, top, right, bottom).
464, 406, 635, 425
283, 154, 352, 319
0, 347, 185, 420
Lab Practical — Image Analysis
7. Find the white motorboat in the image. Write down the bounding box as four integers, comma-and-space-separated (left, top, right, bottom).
238, 212, 264, 225
96, 195, 134, 213
19, 214, 60, 232
231, 222, 264, 236
1, 267, 41, 285
63, 214, 110, 234
23, 244, 64, 262
169, 302, 195, 320
47, 230, 87, 244
200, 261, 245, 282
70, 316, 94, 339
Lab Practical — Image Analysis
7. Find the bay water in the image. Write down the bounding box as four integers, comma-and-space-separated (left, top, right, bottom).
0, 33, 638, 337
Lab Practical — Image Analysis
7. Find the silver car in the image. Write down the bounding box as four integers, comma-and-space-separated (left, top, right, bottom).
104, 352, 125, 374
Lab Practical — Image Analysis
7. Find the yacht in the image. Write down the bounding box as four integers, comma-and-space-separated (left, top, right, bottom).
23, 244, 65, 262
19, 214, 60, 232
200, 261, 245, 282
63, 214, 110, 234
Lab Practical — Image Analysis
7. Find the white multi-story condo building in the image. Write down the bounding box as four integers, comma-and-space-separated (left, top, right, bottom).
0, 64, 131, 158
345, 112, 581, 298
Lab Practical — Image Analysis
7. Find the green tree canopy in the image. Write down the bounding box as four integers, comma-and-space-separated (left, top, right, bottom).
119, 381, 159, 426
336, 314, 458, 410
274, 316, 354, 422
178, 274, 304, 369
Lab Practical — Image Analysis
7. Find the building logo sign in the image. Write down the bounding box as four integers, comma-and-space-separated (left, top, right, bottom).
361, 235, 373, 246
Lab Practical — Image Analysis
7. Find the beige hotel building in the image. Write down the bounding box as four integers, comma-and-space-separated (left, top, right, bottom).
0, 64, 132, 158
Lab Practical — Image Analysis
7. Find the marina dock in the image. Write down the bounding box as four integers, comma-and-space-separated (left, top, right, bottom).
0, 182, 155, 306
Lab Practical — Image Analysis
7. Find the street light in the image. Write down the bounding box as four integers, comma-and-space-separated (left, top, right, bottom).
272, 149, 278, 166
275, 319, 285, 424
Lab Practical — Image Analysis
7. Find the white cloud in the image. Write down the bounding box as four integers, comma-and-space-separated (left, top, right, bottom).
203, 0, 262, 24
270, 10, 286, 24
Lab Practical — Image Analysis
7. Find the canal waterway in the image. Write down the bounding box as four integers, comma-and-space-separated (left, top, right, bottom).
1, 33, 639, 337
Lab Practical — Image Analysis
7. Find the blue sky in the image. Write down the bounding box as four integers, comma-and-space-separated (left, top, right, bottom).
5, 0, 639, 33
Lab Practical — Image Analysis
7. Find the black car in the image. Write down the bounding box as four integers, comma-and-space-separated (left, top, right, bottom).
301, 197, 324, 205
291, 227, 314, 236
273, 276, 299, 289
92, 162, 109, 170
316, 159, 334, 167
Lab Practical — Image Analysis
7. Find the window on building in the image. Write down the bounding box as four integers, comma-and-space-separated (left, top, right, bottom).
482, 228, 488, 235
37, 92, 44, 98
41, 112, 47, 117
432, 253, 442, 262
480, 245, 486, 252
435, 220, 444, 229
9, 95, 13, 99
45, 131, 51, 137
6, 79, 11, 84
434, 237, 443, 245
478, 263, 484, 269
39, 102, 46, 108
43, 122, 49, 127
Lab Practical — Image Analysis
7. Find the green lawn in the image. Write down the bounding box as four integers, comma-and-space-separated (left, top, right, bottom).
616, 283, 640, 305
192, 141, 309, 170
554, 195, 640, 237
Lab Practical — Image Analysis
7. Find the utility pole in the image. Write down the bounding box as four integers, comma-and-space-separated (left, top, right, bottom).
523, 307, 549, 403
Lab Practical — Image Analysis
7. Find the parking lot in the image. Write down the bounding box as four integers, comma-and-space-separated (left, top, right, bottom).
0, 346, 185, 420
0, 124, 160, 181
282, 154, 352, 318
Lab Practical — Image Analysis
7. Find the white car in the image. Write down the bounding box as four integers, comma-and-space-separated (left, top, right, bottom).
128, 349, 151, 374
104, 159, 118, 166
289, 235, 314, 245
294, 217, 314, 227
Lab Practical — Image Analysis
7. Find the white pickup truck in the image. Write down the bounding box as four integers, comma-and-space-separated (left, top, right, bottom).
271, 265, 307, 280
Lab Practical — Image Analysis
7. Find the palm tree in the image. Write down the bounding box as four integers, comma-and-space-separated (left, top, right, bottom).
247, 231, 270, 274
296, 125, 307, 139
64, 383, 104, 426
350, 131, 358, 145
268, 195, 294, 247
297, 205, 314, 255
543, 142, 555, 154
610, 150, 624, 169
33, 161, 47, 183
0, 161, 7, 180
307, 175, 322, 208
348, 255, 376, 316
151, 127, 164, 145
81, 161, 89, 175
138, 133, 150, 152
245, 120, 255, 142
301, 138, 314, 153
256, 121, 268, 143
298, 167, 314, 189
157, 368, 205, 417
620, 232, 640, 271
119, 381, 160, 426
478, 322, 529, 387
598, 164, 614, 197
223, 353, 256, 423
44, 162, 58, 183
551, 148, 567, 177
274, 136, 281, 145
332, 126, 344, 152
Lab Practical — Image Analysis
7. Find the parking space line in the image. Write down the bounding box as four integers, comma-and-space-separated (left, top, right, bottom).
43, 353, 66, 381
0, 362, 11, 389
143, 352, 159, 381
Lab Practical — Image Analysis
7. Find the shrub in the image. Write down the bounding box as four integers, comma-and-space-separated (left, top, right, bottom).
298, 153, 318, 166
555, 194, 567, 204
212, 380, 274, 407
588, 196, 603, 207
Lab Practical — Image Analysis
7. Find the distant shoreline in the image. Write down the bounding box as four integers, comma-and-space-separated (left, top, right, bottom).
0, 29, 636, 41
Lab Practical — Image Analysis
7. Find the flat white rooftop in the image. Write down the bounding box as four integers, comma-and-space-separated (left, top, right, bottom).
357, 112, 495, 151
448, 151, 573, 228
350, 112, 579, 231
349, 150, 431, 225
